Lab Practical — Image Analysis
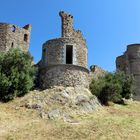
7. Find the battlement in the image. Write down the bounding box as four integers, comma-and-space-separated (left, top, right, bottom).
59, 11, 74, 37
59, 11, 73, 20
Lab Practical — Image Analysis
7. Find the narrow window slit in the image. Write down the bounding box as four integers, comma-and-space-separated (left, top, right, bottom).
11, 42, 14, 48
24, 34, 28, 42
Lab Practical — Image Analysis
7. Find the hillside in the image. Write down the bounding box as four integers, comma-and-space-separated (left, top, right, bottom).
0, 90, 140, 140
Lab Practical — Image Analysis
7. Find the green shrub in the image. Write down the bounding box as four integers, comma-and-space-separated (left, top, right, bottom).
0, 48, 36, 102
90, 71, 134, 105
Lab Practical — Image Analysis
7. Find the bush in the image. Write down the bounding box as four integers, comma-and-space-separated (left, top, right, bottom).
0, 48, 36, 102
90, 71, 134, 105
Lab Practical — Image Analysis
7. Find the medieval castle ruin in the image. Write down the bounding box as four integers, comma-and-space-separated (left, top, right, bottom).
0, 23, 31, 52
0, 11, 140, 100
116, 44, 140, 100
38, 11, 89, 89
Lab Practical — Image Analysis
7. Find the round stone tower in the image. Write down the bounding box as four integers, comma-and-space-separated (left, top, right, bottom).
116, 44, 140, 100
38, 11, 89, 89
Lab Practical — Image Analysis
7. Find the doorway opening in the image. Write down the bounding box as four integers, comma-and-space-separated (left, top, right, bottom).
66, 45, 73, 64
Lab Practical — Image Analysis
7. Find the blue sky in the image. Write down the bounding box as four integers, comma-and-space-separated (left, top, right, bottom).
1, 0, 140, 71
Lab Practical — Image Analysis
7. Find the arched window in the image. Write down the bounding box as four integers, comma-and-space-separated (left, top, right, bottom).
24, 34, 28, 42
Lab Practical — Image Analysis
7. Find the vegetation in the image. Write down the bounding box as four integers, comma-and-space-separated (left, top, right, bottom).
0, 97, 140, 140
90, 71, 134, 105
0, 48, 36, 102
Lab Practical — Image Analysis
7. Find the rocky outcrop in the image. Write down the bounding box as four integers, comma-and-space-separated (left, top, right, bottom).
20, 86, 101, 121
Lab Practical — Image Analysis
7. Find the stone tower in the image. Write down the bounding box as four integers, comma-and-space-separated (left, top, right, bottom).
0, 23, 31, 52
116, 44, 140, 100
38, 11, 89, 89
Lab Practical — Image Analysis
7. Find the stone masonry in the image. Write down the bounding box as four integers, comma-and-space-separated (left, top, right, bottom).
38, 11, 89, 89
42, 38, 87, 68
59, 11, 86, 46
0, 23, 31, 52
116, 44, 140, 100
39, 65, 89, 89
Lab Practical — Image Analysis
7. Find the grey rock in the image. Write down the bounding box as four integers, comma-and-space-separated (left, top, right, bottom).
48, 109, 61, 119
75, 95, 89, 105
25, 103, 42, 109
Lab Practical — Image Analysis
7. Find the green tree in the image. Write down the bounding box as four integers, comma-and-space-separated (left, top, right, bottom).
0, 48, 36, 102
90, 71, 134, 105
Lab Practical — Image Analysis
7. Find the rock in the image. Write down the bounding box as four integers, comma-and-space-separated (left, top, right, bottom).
51, 94, 68, 105
40, 111, 47, 119
114, 98, 129, 105
48, 109, 61, 119
25, 103, 42, 109
63, 114, 79, 124
21, 86, 101, 121
75, 95, 89, 105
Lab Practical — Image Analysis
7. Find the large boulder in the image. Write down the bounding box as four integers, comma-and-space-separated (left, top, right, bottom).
20, 86, 101, 121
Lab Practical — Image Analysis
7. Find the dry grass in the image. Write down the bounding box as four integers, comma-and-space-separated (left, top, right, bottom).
0, 98, 140, 140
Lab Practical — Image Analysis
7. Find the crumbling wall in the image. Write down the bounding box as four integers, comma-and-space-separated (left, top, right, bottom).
0, 23, 31, 52
59, 11, 86, 46
39, 11, 89, 89
89, 65, 106, 82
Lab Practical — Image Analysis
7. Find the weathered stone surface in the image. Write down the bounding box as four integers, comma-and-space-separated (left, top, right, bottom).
89, 65, 107, 82
75, 95, 89, 105
42, 37, 87, 68
59, 11, 86, 45
25, 103, 42, 109
22, 86, 101, 120
116, 44, 140, 100
38, 11, 88, 89
39, 64, 89, 89
48, 109, 61, 119
0, 23, 31, 52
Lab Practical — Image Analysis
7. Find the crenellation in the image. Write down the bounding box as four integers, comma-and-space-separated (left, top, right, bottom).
59, 11, 74, 38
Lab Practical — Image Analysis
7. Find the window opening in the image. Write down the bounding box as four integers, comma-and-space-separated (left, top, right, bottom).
66, 45, 73, 64
11, 42, 14, 48
24, 34, 28, 42
11, 25, 16, 32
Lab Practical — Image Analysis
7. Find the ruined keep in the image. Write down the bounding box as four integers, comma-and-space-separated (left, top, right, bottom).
116, 44, 140, 100
38, 11, 89, 89
0, 23, 31, 52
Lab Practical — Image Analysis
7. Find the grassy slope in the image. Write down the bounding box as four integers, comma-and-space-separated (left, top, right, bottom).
0, 98, 140, 140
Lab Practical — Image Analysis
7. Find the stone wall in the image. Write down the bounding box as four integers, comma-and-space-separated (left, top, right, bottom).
116, 44, 140, 100
89, 65, 106, 81
0, 23, 31, 52
59, 11, 86, 46
42, 37, 88, 68
38, 11, 89, 89
39, 65, 89, 89
0, 23, 7, 51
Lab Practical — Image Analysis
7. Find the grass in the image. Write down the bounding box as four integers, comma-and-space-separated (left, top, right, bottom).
0, 98, 140, 140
